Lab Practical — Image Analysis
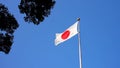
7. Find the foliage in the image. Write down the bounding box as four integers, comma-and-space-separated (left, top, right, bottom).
18, 0, 56, 25
0, 4, 19, 54
0, 0, 56, 54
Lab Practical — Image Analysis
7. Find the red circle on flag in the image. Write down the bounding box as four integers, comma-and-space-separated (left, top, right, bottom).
61, 30, 70, 40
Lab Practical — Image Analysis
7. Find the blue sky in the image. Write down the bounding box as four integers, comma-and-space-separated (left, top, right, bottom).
0, 0, 120, 68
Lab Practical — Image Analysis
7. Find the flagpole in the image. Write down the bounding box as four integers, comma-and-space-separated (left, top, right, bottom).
77, 18, 82, 68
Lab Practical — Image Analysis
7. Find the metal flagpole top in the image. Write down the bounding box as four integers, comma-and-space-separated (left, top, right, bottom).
77, 18, 80, 21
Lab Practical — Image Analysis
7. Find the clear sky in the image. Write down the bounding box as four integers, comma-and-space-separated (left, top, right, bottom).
0, 0, 120, 68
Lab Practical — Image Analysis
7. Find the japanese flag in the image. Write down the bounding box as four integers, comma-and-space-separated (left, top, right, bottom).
55, 21, 79, 45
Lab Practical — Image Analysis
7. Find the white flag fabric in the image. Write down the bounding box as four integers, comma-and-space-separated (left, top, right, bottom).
55, 21, 79, 45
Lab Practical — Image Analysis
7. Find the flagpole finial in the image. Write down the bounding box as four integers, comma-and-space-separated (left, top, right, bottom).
77, 18, 80, 21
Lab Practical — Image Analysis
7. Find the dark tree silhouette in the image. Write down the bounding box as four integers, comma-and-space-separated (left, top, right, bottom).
0, 0, 55, 54
18, 0, 56, 25
0, 4, 19, 54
